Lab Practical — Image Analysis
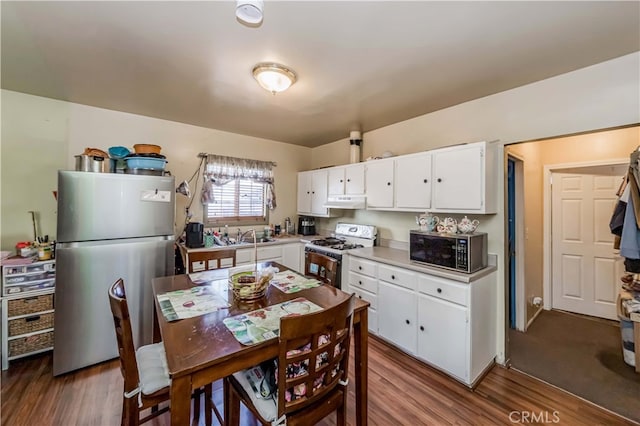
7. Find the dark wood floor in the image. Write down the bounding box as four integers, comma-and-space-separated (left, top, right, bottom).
2, 336, 637, 426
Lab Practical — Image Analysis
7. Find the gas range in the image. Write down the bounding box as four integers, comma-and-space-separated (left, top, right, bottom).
305, 223, 377, 258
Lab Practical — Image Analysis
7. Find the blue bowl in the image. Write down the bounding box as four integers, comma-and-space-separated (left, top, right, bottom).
108, 146, 131, 159
124, 157, 167, 170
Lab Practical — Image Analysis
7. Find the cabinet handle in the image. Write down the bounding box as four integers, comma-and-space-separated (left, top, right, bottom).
347, 179, 351, 182
359, 266, 362, 270
405, 319, 410, 325
437, 178, 442, 183
420, 325, 424, 331
387, 182, 391, 186
312, 191, 315, 194
340, 179, 343, 183
437, 288, 442, 293
307, 191, 310, 194
423, 179, 428, 183
359, 280, 362, 285
358, 295, 362, 299
25, 315, 41, 322
391, 275, 395, 280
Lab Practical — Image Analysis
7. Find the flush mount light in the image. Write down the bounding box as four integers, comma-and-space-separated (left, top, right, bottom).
252, 63, 297, 94
236, 0, 264, 26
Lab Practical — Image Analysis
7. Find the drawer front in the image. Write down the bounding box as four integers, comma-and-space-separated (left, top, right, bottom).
378, 264, 416, 290
8, 294, 54, 317
257, 247, 282, 261
349, 257, 376, 277
417, 275, 468, 306
349, 271, 377, 294
8, 330, 54, 357
8, 312, 54, 337
4, 278, 55, 296
349, 286, 378, 310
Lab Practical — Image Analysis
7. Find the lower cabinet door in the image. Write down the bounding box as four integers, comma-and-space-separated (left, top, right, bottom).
378, 282, 417, 354
417, 294, 468, 382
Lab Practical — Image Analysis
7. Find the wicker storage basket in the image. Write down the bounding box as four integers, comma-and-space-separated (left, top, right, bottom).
9, 331, 54, 357
8, 312, 54, 337
8, 294, 54, 317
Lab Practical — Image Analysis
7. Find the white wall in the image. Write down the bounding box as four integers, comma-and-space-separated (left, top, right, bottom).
1, 90, 311, 251
311, 52, 640, 364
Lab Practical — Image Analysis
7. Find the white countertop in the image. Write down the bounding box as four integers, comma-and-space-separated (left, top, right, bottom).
346, 246, 497, 283
179, 235, 310, 253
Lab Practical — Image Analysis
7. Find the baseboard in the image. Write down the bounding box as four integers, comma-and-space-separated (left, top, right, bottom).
526, 306, 544, 329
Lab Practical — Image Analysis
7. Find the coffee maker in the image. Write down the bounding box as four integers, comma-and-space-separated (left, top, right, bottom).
298, 216, 316, 236
185, 222, 204, 248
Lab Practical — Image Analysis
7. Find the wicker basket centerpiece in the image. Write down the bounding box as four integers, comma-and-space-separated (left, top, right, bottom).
229, 266, 276, 300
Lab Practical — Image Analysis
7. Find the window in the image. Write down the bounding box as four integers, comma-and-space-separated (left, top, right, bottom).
204, 178, 268, 226
201, 154, 276, 227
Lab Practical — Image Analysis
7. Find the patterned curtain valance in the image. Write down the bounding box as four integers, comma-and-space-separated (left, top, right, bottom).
202, 154, 277, 209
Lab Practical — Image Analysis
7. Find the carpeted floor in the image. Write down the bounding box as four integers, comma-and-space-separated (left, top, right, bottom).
509, 309, 640, 423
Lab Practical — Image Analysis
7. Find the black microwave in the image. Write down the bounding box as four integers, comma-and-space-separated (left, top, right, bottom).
409, 230, 487, 273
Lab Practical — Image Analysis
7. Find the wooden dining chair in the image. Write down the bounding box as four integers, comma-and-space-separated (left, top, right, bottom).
225, 294, 356, 426
304, 252, 339, 286
109, 279, 222, 425
188, 249, 237, 273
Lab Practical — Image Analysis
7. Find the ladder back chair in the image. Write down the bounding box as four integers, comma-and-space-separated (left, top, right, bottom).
225, 294, 356, 426
304, 252, 339, 286
109, 278, 221, 425
188, 249, 237, 273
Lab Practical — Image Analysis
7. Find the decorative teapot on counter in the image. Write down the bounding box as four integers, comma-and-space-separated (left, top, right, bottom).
458, 216, 480, 234
416, 213, 440, 232
437, 217, 458, 234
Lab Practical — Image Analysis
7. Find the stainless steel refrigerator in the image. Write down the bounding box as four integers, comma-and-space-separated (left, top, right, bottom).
53, 171, 175, 376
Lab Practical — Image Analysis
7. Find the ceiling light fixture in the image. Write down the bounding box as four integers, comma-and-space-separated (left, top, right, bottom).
252, 63, 297, 94
236, 0, 264, 26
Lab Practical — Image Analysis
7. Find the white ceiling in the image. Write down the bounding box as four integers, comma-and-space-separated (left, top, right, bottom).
2, 1, 639, 148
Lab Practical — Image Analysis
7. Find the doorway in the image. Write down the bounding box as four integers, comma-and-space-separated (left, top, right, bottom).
507, 154, 526, 331
505, 125, 640, 421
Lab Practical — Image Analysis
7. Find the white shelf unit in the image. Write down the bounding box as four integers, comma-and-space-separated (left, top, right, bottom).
2, 260, 56, 370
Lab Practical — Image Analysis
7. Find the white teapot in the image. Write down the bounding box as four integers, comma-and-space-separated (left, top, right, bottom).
458, 216, 480, 234
437, 217, 457, 234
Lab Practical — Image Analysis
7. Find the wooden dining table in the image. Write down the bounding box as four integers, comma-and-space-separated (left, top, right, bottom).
152, 262, 370, 425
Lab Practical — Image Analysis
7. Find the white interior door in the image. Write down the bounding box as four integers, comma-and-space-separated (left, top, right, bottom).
551, 166, 625, 320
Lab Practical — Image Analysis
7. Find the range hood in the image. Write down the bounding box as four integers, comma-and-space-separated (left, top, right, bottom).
324, 194, 366, 209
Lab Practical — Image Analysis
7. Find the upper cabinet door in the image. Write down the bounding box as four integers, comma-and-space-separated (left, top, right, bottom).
344, 163, 365, 194
328, 167, 346, 195
431, 142, 497, 213
365, 159, 394, 208
310, 169, 329, 216
297, 171, 312, 214
395, 153, 432, 210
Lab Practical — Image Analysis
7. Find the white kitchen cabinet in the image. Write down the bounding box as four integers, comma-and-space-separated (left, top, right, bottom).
417, 293, 468, 381
416, 271, 496, 386
395, 152, 432, 210
297, 169, 330, 217
281, 242, 302, 271
237, 246, 283, 266
2, 260, 57, 370
378, 281, 417, 354
328, 164, 365, 195
366, 153, 432, 212
348, 254, 496, 386
365, 158, 394, 208
347, 257, 378, 334
430, 141, 498, 214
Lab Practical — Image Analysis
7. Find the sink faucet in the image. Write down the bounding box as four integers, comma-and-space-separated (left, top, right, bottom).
237, 229, 256, 244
